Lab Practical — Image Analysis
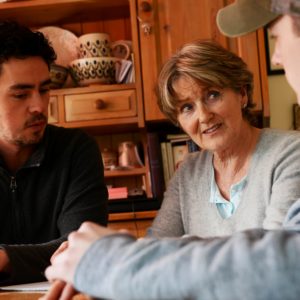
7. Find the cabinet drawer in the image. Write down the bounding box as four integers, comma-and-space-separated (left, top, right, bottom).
48, 96, 59, 124
64, 89, 137, 122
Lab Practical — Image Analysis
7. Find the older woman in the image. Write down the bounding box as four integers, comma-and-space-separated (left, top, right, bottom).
149, 40, 300, 238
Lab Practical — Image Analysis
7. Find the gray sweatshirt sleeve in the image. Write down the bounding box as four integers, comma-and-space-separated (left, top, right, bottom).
73, 202, 300, 300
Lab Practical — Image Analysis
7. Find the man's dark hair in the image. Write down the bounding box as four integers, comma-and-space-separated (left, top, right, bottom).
0, 21, 56, 74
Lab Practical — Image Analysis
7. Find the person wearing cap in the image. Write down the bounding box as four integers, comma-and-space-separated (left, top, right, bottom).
217, 0, 300, 101
41, 1, 300, 300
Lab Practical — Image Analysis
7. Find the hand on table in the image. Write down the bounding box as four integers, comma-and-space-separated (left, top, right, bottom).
51, 241, 69, 264
39, 242, 76, 300
41, 222, 119, 300
0, 249, 10, 272
40, 280, 76, 300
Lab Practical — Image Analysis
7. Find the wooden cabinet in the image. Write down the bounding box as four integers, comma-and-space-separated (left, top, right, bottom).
50, 84, 142, 128
64, 89, 137, 122
108, 210, 157, 238
48, 85, 152, 198
0, 0, 153, 205
137, 0, 270, 124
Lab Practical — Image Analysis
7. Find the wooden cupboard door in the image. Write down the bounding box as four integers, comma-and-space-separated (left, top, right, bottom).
138, 0, 269, 124
232, 30, 270, 120
231, 32, 264, 111
138, 0, 227, 121
223, 0, 269, 121
156, 0, 228, 64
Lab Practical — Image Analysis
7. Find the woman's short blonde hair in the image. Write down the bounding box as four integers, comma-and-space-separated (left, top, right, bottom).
157, 40, 254, 124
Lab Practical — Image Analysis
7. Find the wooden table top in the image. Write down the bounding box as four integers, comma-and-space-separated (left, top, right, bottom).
0, 292, 90, 300
0, 292, 44, 300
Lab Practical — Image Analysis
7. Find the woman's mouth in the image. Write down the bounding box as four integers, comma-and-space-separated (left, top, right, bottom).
202, 123, 222, 134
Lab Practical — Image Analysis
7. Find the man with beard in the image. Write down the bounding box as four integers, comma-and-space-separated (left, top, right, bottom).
0, 21, 108, 284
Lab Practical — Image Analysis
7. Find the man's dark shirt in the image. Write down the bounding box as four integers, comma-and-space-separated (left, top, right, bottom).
0, 125, 108, 284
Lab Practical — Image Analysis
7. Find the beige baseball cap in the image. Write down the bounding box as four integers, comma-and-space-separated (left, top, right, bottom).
217, 0, 279, 37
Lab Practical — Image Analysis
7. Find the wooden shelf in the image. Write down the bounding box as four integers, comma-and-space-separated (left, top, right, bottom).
50, 83, 136, 96
105, 167, 147, 178
0, 0, 130, 26
109, 210, 157, 222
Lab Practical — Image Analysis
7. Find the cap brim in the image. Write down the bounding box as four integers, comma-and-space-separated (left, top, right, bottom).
217, 1, 279, 37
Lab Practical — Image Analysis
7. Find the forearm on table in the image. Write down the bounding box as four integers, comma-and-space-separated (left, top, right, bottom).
0, 237, 65, 284
75, 230, 300, 300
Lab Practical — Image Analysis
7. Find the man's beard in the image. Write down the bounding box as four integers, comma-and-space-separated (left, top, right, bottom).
13, 114, 47, 147
14, 129, 45, 147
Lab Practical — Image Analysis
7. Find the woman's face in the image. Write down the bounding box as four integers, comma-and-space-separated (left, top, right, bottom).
173, 76, 247, 153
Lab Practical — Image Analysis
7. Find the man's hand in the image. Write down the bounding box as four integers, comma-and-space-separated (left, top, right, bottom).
45, 222, 117, 283
42, 222, 131, 300
0, 249, 10, 272
39, 242, 76, 300
50, 241, 69, 264
39, 280, 76, 300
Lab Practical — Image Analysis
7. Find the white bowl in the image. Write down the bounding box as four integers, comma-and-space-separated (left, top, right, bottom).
69, 57, 118, 86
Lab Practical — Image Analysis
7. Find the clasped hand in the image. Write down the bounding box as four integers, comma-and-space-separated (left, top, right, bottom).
40, 222, 119, 300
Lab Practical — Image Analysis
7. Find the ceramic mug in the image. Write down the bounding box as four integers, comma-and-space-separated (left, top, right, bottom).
78, 33, 111, 58
111, 40, 132, 60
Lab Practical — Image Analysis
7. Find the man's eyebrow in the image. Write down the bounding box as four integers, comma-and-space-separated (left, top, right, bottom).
9, 79, 52, 90
9, 84, 35, 90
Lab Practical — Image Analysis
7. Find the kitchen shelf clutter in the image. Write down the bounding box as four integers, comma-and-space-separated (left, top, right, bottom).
0, 0, 154, 233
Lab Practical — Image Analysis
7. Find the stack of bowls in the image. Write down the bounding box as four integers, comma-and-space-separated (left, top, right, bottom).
69, 33, 118, 86
49, 64, 69, 89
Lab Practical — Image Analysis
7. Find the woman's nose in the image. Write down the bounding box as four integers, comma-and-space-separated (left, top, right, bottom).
197, 103, 213, 123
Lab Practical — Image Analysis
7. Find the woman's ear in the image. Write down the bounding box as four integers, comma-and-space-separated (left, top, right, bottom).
240, 87, 248, 108
240, 87, 246, 97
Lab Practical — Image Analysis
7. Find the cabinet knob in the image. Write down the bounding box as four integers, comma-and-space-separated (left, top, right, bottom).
140, 1, 152, 12
94, 99, 106, 110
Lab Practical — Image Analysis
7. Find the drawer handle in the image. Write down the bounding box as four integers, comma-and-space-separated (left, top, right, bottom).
94, 99, 106, 110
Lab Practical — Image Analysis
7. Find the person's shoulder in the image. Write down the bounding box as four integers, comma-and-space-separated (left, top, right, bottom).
262, 128, 300, 138
260, 128, 300, 145
256, 128, 300, 161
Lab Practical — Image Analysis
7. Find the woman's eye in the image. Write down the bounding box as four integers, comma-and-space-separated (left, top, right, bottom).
179, 103, 194, 114
205, 90, 221, 103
